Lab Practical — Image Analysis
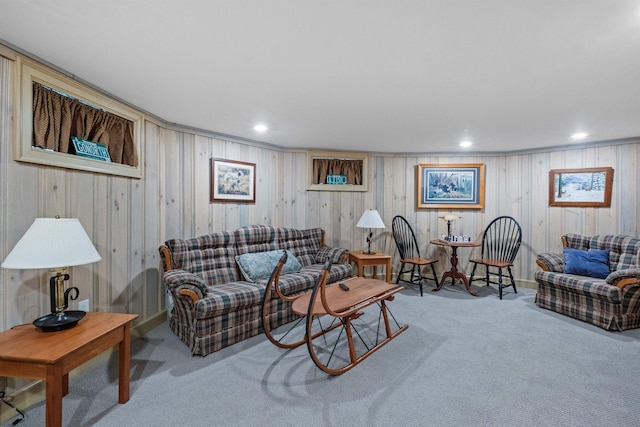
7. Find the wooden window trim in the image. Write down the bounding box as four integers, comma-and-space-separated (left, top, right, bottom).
15, 57, 144, 178
307, 151, 368, 192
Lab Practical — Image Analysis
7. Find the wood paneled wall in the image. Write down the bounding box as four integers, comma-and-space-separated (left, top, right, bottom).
2, 53, 640, 338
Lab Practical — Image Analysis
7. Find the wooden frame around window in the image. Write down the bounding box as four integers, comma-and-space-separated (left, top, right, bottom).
307, 151, 368, 192
548, 167, 614, 207
15, 57, 145, 178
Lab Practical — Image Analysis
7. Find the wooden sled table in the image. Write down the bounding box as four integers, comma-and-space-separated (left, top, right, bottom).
262, 253, 407, 375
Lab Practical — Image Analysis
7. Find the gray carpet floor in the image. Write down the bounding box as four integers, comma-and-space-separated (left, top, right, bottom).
4, 285, 640, 426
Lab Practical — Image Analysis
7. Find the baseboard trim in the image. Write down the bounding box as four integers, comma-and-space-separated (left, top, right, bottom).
0, 310, 167, 424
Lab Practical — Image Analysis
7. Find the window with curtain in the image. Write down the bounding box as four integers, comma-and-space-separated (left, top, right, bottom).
311, 158, 363, 185
32, 82, 138, 167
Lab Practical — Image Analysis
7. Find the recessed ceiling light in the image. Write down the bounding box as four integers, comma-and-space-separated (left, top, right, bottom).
459, 140, 472, 148
571, 132, 588, 140
253, 124, 268, 132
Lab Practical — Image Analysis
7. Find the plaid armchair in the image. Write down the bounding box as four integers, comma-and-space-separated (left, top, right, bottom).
535, 234, 640, 331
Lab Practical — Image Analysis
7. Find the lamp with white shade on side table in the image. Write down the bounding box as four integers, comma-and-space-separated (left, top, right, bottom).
356, 209, 386, 254
350, 209, 391, 282
1, 216, 101, 332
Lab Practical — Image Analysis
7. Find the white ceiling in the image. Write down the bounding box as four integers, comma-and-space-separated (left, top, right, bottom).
1, 1, 640, 154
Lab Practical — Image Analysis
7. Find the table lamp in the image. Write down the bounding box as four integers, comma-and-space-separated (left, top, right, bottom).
1, 217, 101, 332
356, 209, 386, 254
439, 214, 459, 240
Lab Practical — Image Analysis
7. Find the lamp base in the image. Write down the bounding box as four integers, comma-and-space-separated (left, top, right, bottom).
33, 310, 86, 332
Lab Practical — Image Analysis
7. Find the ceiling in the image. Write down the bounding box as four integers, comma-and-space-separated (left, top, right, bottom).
1, 1, 640, 154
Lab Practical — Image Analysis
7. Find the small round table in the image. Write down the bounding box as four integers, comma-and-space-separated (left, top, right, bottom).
430, 239, 480, 296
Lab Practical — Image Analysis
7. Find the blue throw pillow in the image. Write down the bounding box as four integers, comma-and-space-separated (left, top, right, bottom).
235, 250, 302, 282
563, 248, 610, 279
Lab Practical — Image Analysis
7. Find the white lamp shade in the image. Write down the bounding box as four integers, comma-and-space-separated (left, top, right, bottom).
356, 209, 386, 228
1, 218, 101, 269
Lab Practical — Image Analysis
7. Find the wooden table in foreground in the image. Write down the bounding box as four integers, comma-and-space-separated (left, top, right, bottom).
348, 250, 391, 283
0, 312, 138, 427
430, 239, 480, 296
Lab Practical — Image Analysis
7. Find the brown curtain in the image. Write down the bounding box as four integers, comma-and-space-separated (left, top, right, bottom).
312, 158, 363, 185
32, 82, 138, 166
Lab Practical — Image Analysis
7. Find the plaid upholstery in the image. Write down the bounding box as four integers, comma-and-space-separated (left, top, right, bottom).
563, 233, 591, 250
164, 231, 240, 285
535, 234, 640, 331
536, 252, 565, 272
160, 225, 351, 356
277, 227, 324, 266
164, 269, 208, 299
315, 245, 350, 264
564, 234, 640, 272
535, 271, 620, 303
195, 281, 264, 318
235, 224, 278, 255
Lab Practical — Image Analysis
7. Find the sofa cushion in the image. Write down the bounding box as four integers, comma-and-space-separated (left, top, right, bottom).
235, 224, 278, 255
314, 246, 348, 264
195, 281, 265, 319
235, 250, 302, 282
612, 237, 640, 271
277, 227, 324, 266
586, 235, 640, 272
563, 248, 610, 279
164, 232, 240, 285
564, 233, 591, 250
535, 271, 621, 303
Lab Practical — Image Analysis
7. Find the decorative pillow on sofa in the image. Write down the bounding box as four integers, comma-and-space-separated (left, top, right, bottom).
563, 248, 610, 279
235, 250, 302, 282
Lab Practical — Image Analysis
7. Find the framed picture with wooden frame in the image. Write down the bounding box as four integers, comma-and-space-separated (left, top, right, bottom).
417, 163, 485, 209
210, 158, 256, 203
548, 167, 614, 207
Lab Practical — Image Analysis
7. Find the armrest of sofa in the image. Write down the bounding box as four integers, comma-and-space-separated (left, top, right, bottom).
163, 269, 208, 302
536, 253, 565, 272
159, 244, 174, 272
315, 246, 349, 264
606, 268, 640, 289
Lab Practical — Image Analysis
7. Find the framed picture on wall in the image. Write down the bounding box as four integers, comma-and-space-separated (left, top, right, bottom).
417, 163, 485, 209
548, 167, 614, 207
210, 158, 256, 203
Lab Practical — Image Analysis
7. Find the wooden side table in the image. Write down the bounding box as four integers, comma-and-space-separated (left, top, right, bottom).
349, 250, 391, 283
0, 311, 138, 427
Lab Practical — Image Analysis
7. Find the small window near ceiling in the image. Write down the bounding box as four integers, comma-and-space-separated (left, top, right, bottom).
307, 151, 368, 192
15, 57, 144, 178
32, 82, 138, 166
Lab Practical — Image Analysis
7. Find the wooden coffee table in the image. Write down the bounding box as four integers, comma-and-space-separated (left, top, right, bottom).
0, 312, 138, 427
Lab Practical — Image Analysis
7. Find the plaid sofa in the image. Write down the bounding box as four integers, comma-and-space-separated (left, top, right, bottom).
535, 234, 640, 331
159, 225, 352, 356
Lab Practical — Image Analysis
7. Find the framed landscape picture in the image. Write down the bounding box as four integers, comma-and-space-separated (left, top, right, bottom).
548, 167, 613, 207
417, 163, 485, 209
210, 158, 256, 203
